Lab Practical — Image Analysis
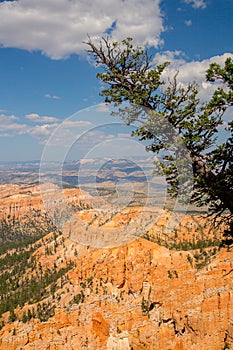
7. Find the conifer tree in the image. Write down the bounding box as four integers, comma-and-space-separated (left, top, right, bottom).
86, 37, 233, 238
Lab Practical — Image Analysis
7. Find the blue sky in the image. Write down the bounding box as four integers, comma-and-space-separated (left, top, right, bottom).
0, 0, 232, 161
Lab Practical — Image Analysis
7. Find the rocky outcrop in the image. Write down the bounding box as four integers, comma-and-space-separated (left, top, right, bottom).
0, 183, 94, 219
0, 184, 231, 349
0, 236, 232, 350
0, 183, 224, 246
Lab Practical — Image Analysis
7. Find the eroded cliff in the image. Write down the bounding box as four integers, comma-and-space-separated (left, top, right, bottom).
0, 184, 232, 349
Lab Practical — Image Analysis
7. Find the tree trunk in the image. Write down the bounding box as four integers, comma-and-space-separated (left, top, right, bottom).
192, 156, 233, 214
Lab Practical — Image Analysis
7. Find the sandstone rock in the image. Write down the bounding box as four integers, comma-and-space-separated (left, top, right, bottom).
0, 184, 232, 349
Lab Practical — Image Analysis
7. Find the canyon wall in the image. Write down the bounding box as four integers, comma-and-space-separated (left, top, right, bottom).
0, 184, 232, 349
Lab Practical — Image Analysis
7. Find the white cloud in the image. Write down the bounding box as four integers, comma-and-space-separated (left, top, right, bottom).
0, 112, 58, 142
0, 114, 25, 134
0, 111, 97, 147
26, 113, 59, 123
44, 93, 60, 100
184, 19, 192, 26
0, 133, 12, 138
152, 53, 233, 138
62, 120, 93, 128
117, 133, 132, 138
153, 52, 233, 101
24, 123, 58, 138
1, 123, 26, 132
153, 50, 186, 67
95, 103, 110, 113
0, 0, 164, 59
0, 114, 18, 122
183, 0, 207, 9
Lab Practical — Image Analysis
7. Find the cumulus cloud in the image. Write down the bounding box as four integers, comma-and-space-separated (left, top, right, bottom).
44, 93, 60, 100
0, 110, 97, 148
117, 133, 132, 138
184, 19, 192, 26
0, 114, 25, 135
0, 0, 164, 59
62, 120, 93, 128
183, 0, 207, 9
0, 112, 58, 142
153, 51, 233, 101
153, 50, 186, 67
26, 113, 59, 123
152, 51, 233, 142
0, 114, 18, 122
23, 123, 58, 138
95, 103, 110, 113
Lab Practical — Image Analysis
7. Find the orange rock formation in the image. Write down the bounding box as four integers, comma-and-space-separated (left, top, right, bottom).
0, 184, 232, 349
